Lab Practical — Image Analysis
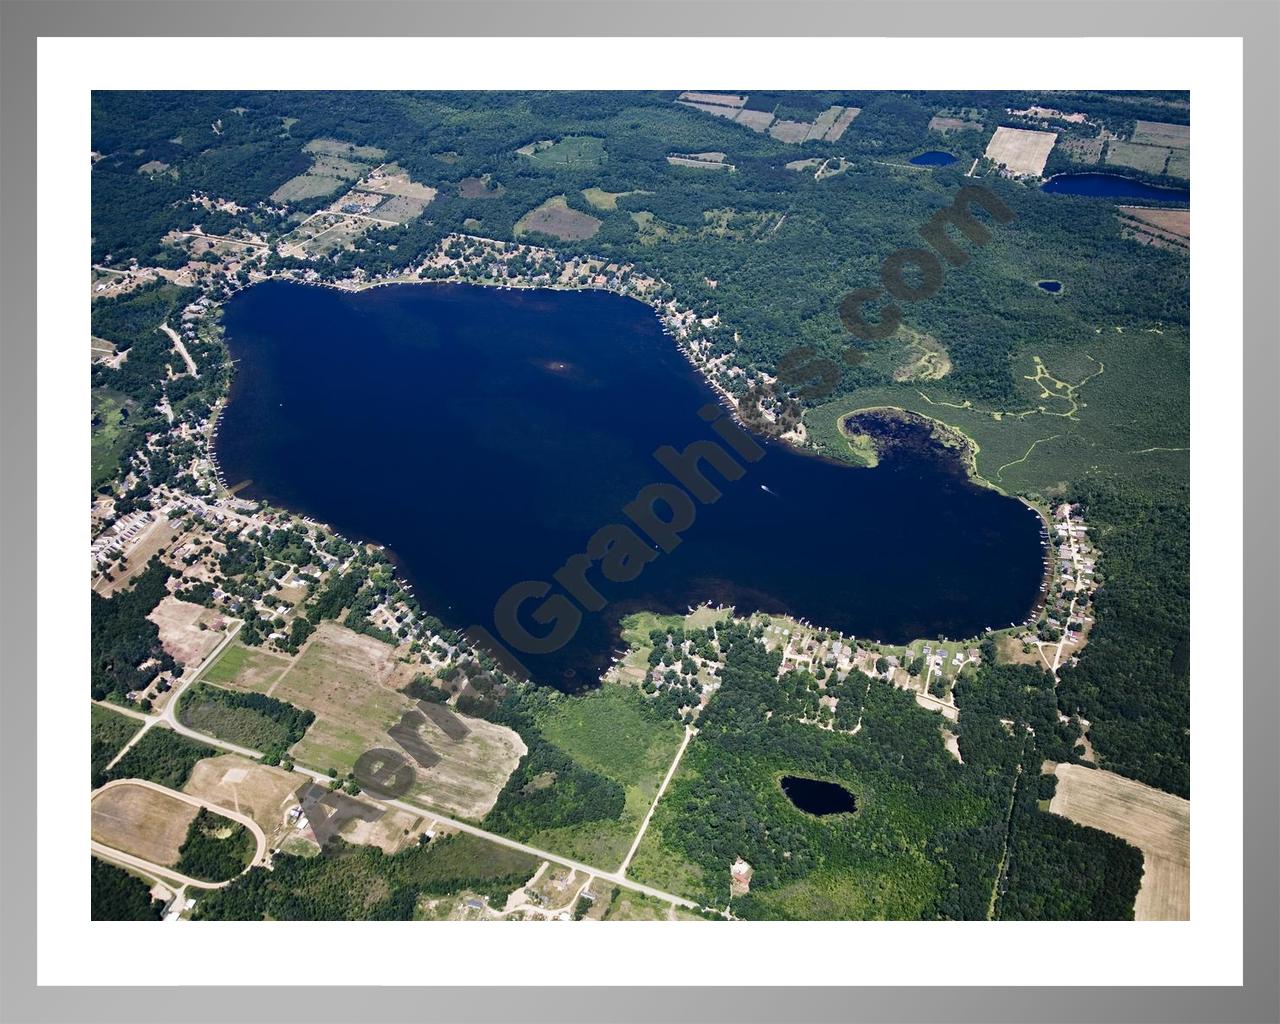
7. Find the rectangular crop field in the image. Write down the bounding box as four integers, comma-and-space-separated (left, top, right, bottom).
1131, 120, 1189, 149
1104, 140, 1172, 176
1049, 764, 1189, 920
984, 126, 1058, 176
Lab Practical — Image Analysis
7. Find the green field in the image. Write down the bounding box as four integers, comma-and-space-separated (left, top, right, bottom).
517, 135, 606, 170
199, 640, 290, 693
91, 704, 142, 786
522, 684, 684, 868
807, 327, 1189, 499
91, 389, 137, 488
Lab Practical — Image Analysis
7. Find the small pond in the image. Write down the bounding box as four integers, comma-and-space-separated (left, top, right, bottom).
909, 150, 958, 167
1037, 280, 1063, 293
780, 775, 857, 816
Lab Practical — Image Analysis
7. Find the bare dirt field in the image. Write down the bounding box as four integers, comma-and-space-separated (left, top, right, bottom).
1050, 763, 1189, 921
677, 91, 746, 108
272, 623, 524, 817
339, 806, 425, 854
458, 176, 505, 200
1118, 206, 1190, 251
513, 196, 602, 241
984, 126, 1058, 177
183, 754, 302, 838
147, 595, 227, 669
92, 783, 198, 866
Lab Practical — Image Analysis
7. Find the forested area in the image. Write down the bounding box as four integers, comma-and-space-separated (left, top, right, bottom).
194, 833, 538, 920
1057, 479, 1191, 796
637, 637, 1024, 918
176, 684, 315, 762
172, 808, 256, 882
90, 559, 174, 701
104, 726, 215, 789
996, 770, 1143, 920
90, 705, 141, 787
483, 686, 627, 836
91, 90, 1189, 408
90, 857, 163, 921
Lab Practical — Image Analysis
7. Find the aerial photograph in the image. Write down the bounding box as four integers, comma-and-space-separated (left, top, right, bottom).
88, 89, 1190, 923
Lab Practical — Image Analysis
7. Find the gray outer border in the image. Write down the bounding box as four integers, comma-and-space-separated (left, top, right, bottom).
1, 1, 1275, 1021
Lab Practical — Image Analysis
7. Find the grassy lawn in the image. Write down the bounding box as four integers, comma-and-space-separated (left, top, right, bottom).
525, 683, 684, 869
198, 640, 290, 694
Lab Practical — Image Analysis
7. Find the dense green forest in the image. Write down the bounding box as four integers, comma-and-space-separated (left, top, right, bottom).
90, 559, 175, 701
176, 683, 315, 762
90, 857, 163, 921
1057, 479, 1191, 796
172, 808, 256, 882
90, 704, 142, 788
194, 833, 538, 920
104, 726, 215, 789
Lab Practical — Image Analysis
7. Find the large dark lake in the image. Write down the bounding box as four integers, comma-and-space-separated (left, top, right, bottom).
217, 281, 1044, 689
1041, 172, 1190, 203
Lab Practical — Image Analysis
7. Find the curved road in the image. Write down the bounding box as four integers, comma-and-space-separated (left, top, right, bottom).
91, 778, 269, 888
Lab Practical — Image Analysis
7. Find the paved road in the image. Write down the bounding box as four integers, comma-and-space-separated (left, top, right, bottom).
619, 725, 694, 876
108, 615, 701, 911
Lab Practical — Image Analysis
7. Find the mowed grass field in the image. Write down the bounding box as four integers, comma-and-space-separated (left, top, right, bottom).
526, 683, 684, 869
200, 640, 291, 694
92, 783, 198, 866
272, 623, 417, 775
1049, 764, 1190, 921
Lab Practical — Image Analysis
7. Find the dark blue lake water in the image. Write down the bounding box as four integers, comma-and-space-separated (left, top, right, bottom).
1041, 172, 1190, 203
1037, 280, 1063, 293
217, 281, 1044, 689
909, 151, 957, 167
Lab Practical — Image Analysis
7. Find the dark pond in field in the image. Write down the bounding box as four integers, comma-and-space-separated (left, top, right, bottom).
1041, 172, 1190, 203
1037, 280, 1063, 293
780, 776, 857, 816
217, 281, 1045, 689
909, 151, 958, 167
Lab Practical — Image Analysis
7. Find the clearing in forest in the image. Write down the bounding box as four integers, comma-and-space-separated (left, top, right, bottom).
984, 126, 1058, 177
